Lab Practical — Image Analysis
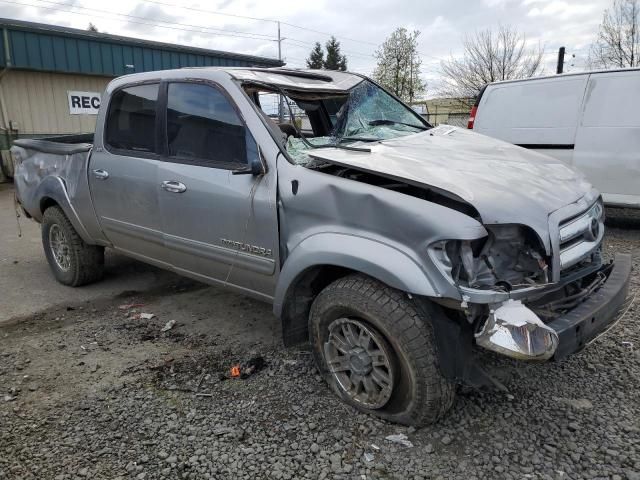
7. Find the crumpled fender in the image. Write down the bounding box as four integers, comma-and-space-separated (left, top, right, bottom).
30, 176, 94, 244
273, 232, 460, 318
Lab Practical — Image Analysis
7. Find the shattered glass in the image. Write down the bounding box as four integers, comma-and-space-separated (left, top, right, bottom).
284, 81, 428, 165
335, 81, 427, 140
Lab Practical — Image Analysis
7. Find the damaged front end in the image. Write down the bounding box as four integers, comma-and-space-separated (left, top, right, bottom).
428, 224, 564, 360
427, 198, 626, 364
475, 299, 559, 360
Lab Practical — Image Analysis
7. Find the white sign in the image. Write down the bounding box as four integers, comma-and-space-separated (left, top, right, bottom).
68, 91, 101, 115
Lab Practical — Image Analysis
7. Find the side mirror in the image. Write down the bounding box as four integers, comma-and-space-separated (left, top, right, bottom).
232, 150, 266, 176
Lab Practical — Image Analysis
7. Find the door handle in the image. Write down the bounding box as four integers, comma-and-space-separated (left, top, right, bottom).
92, 169, 109, 180
161, 180, 187, 193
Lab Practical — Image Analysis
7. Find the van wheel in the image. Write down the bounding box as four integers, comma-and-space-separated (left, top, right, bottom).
309, 274, 455, 426
41, 206, 104, 286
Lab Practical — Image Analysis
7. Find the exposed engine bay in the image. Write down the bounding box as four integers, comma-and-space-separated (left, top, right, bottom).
446, 226, 549, 290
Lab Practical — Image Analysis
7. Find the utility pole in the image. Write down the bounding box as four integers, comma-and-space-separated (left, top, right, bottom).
556, 46, 565, 74
277, 21, 285, 123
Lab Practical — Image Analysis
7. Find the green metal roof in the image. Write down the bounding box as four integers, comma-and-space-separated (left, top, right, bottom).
0, 17, 283, 76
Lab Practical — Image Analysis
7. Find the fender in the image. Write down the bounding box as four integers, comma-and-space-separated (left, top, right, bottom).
32, 176, 94, 244
273, 232, 461, 319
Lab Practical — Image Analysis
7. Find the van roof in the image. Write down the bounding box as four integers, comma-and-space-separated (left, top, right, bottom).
487, 66, 640, 87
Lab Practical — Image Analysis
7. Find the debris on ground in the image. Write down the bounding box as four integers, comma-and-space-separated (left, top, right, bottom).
553, 397, 594, 411
118, 303, 145, 310
222, 356, 267, 381
385, 433, 414, 448
137, 313, 155, 320
161, 320, 176, 332
363, 452, 375, 462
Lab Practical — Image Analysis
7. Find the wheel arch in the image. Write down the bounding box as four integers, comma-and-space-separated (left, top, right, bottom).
274, 233, 452, 346
34, 177, 94, 244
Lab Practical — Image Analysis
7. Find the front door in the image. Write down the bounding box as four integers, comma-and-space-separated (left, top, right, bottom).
158, 81, 279, 299
89, 82, 170, 265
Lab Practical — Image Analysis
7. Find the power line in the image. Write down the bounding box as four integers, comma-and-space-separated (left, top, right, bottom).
142, 0, 279, 25
9, 0, 279, 42
284, 37, 374, 59
140, 0, 379, 47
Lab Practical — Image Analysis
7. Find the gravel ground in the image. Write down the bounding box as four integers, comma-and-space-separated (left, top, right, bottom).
1, 209, 640, 480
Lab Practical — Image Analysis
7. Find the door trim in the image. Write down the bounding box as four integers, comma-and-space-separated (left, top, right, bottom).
163, 233, 275, 275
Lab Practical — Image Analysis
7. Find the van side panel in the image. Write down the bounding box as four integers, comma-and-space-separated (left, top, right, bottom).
574, 71, 640, 207
474, 76, 588, 165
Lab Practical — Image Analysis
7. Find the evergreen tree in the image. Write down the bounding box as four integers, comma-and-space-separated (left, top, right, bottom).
306, 42, 325, 69
323, 36, 348, 71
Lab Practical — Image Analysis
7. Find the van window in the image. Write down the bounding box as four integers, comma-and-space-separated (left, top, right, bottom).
166, 83, 247, 166
106, 84, 159, 153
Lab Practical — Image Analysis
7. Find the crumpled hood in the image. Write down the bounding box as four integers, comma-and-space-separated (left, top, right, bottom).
308, 126, 595, 247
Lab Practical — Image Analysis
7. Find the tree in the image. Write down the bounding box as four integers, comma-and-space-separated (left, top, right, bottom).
373, 28, 425, 103
306, 42, 325, 69
589, 0, 640, 68
324, 37, 347, 71
440, 26, 543, 101
87, 23, 98, 32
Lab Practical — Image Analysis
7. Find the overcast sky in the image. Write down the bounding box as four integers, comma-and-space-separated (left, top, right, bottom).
2, 0, 612, 93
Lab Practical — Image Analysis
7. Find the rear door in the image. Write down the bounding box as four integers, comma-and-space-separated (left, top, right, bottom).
574, 71, 640, 206
157, 81, 279, 299
88, 82, 170, 265
474, 76, 587, 166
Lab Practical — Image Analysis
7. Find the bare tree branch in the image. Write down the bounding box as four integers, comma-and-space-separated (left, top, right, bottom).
589, 0, 640, 68
439, 25, 544, 100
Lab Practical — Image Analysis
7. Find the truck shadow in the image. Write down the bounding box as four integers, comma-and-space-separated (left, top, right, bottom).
605, 207, 640, 229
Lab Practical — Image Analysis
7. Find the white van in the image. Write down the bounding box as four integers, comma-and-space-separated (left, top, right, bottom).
470, 68, 640, 208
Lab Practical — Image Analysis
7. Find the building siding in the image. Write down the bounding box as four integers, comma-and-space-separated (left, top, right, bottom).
0, 18, 283, 75
2, 70, 111, 135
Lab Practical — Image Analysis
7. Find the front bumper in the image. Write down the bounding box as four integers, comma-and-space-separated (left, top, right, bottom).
548, 253, 632, 361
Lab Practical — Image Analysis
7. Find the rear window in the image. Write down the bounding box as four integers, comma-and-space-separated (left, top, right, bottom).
105, 84, 159, 154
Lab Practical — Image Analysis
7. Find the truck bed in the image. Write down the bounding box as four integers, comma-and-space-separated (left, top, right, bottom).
12, 134, 94, 222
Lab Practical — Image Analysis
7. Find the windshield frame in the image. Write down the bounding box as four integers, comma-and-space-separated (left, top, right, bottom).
342, 74, 432, 133
236, 72, 433, 166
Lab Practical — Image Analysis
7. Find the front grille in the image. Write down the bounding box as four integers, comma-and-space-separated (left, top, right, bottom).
558, 201, 604, 271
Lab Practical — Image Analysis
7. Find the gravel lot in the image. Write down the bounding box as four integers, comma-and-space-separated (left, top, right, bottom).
1, 208, 640, 480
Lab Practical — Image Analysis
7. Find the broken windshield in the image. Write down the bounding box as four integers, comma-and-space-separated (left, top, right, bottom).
283, 80, 429, 164
245, 78, 430, 165
332, 80, 429, 142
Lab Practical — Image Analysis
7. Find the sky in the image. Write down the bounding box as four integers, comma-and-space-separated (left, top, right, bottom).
0, 0, 613, 94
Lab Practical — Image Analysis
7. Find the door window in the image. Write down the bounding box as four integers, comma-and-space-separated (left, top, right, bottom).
105, 84, 159, 154
166, 83, 248, 166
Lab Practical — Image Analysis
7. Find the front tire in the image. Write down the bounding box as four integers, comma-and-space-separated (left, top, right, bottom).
41, 206, 104, 286
309, 274, 455, 425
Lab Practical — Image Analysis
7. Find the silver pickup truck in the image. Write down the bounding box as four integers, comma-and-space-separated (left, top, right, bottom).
12, 67, 631, 425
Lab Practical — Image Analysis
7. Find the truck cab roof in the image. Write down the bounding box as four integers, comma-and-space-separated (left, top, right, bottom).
108, 67, 364, 93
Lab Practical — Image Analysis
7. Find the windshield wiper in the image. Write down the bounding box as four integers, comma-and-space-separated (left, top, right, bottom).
368, 119, 429, 130
338, 136, 381, 143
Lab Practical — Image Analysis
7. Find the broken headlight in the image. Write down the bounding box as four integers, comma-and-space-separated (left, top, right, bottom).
428, 226, 548, 290
475, 300, 559, 360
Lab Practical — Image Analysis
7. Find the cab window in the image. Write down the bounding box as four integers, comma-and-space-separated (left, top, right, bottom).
166, 83, 248, 167
105, 84, 159, 154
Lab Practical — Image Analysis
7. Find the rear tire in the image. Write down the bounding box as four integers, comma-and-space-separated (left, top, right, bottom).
309, 274, 455, 426
41, 206, 104, 286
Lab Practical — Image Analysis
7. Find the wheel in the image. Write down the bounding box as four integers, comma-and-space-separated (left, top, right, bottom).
41, 206, 104, 286
309, 274, 455, 425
